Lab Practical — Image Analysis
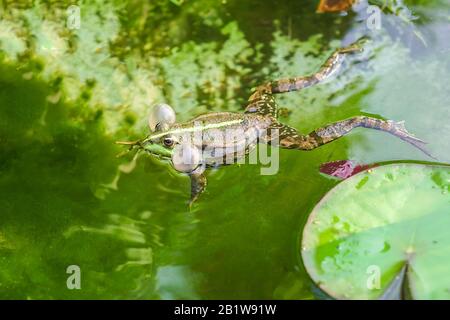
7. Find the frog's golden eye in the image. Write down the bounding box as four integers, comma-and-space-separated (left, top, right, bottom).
163, 136, 175, 147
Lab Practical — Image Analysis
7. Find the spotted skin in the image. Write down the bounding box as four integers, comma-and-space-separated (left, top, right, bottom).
245, 93, 279, 117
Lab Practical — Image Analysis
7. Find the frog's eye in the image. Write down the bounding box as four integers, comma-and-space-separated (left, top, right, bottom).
148, 103, 176, 132
163, 136, 175, 147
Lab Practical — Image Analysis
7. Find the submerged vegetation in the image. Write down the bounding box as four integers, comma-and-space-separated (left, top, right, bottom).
0, 0, 449, 299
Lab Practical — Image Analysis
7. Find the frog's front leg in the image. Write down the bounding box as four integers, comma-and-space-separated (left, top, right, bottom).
189, 171, 207, 207
170, 143, 208, 207
268, 116, 432, 157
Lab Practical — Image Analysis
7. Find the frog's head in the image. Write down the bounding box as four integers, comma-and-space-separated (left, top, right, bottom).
141, 103, 179, 159
116, 103, 202, 173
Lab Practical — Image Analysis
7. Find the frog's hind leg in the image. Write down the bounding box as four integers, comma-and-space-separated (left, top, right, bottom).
249, 40, 364, 101
266, 116, 432, 157
270, 42, 362, 94
245, 41, 364, 117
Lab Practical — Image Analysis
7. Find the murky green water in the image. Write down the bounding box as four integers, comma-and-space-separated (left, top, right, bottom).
0, 0, 449, 299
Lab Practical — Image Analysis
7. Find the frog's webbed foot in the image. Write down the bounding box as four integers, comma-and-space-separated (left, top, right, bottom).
389, 120, 424, 143
337, 37, 368, 54
189, 171, 207, 208
387, 120, 435, 159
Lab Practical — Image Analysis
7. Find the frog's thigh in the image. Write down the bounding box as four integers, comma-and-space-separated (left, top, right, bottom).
263, 122, 320, 150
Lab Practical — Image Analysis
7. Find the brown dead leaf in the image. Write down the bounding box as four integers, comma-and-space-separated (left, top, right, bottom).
317, 0, 357, 13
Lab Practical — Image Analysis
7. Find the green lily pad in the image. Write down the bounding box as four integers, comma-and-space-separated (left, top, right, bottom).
301, 163, 450, 300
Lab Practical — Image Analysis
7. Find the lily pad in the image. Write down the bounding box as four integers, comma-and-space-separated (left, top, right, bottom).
301, 163, 450, 299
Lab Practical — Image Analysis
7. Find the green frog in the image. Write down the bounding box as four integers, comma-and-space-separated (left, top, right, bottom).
117, 41, 430, 205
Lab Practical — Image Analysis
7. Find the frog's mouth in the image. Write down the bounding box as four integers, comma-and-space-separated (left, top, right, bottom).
116, 139, 172, 160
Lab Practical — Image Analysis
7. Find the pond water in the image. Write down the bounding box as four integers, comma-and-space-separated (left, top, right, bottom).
0, 0, 449, 299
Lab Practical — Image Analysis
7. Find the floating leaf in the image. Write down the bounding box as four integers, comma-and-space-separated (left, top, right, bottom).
302, 163, 450, 299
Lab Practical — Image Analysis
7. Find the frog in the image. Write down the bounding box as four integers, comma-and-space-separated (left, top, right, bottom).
117, 40, 431, 206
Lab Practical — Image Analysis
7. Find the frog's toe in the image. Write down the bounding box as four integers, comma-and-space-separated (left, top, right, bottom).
391, 121, 435, 159
341, 38, 370, 54
390, 120, 426, 143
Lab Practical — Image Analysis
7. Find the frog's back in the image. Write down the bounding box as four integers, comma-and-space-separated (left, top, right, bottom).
185, 111, 272, 132
178, 111, 272, 167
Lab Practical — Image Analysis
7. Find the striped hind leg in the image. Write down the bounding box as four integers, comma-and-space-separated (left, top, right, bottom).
268, 116, 431, 157
249, 40, 365, 100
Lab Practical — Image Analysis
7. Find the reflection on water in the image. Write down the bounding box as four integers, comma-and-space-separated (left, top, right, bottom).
0, 0, 449, 299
